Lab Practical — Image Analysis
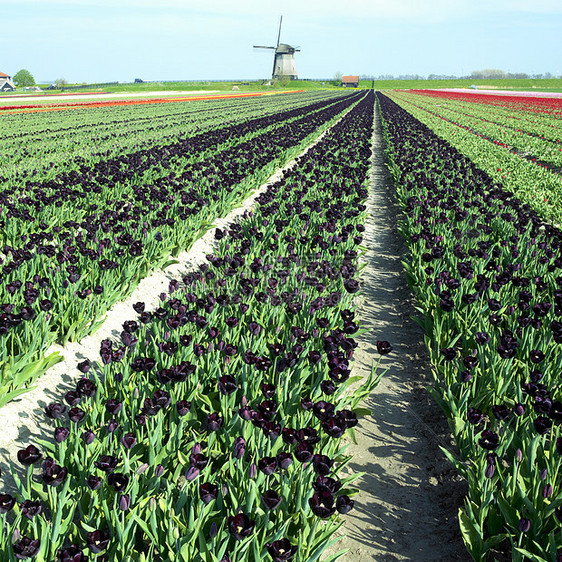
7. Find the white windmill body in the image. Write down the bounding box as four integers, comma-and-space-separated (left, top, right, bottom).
254, 17, 299, 80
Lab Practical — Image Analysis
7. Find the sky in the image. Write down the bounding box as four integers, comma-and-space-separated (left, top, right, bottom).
1, 0, 560, 83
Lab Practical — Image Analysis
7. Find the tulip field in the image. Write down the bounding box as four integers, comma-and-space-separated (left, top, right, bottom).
3, 83, 562, 561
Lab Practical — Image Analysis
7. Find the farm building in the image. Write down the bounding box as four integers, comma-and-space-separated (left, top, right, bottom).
341, 75, 359, 88
0, 71, 15, 91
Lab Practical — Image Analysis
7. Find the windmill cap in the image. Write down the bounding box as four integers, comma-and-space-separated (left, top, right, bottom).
276, 43, 297, 53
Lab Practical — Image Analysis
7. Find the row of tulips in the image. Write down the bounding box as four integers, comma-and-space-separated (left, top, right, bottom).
0, 91, 386, 561
386, 90, 562, 226
377, 91, 562, 561
0, 92, 361, 409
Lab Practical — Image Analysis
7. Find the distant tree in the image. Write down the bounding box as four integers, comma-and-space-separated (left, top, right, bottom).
55, 78, 68, 88
470, 69, 506, 80
333, 71, 343, 85
13, 69, 35, 87
544, 72, 553, 79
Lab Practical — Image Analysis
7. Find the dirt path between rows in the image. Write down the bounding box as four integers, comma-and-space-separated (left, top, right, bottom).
323, 105, 468, 561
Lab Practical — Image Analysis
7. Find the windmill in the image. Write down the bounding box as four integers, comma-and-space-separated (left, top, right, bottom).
254, 16, 299, 80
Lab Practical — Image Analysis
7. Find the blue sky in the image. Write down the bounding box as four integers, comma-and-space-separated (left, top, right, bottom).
1, 0, 560, 83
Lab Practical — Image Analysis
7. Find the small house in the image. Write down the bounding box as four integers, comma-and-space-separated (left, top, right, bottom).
341, 75, 359, 88
0, 71, 15, 91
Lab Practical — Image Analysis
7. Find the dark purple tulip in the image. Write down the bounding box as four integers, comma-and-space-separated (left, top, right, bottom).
295, 442, 314, 463
106, 419, 120, 433
484, 462, 495, 479
199, 482, 219, 504
336, 495, 354, 514
154, 464, 164, 477
17, 445, 42, 466
121, 433, 137, 449
313, 476, 342, 495
233, 437, 245, 460
64, 390, 81, 406
86, 528, 111, 553
56, 544, 87, 562
176, 400, 191, 416
153, 390, 171, 409
312, 454, 333, 476
77, 360, 91, 373
20, 500, 42, 519
68, 407, 86, 423
260, 383, 276, 398
343, 279, 359, 294
261, 489, 282, 510
105, 398, 123, 416
530, 349, 545, 364
12, 536, 40, 559
475, 332, 490, 345
467, 408, 483, 425
45, 402, 67, 419
320, 380, 337, 395
258, 456, 277, 475
0, 493, 16, 514
118, 494, 131, 512
54, 427, 70, 443
95, 455, 119, 473
282, 427, 298, 445
322, 417, 345, 438
76, 378, 96, 397
309, 490, 336, 518
376, 341, 392, 355
534, 416, 552, 435
82, 430, 96, 445
86, 475, 102, 490
248, 322, 261, 336
107, 472, 129, 492
206, 412, 223, 432
513, 403, 525, 416
478, 430, 499, 450
518, 518, 531, 533
42, 459, 68, 486
313, 401, 335, 422
276, 452, 293, 470
266, 539, 298, 561
440, 347, 457, 361
185, 466, 200, 482
227, 513, 255, 540
543, 484, 553, 498
218, 375, 237, 395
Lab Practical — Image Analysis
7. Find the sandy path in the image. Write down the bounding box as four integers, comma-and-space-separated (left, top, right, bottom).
323, 104, 467, 561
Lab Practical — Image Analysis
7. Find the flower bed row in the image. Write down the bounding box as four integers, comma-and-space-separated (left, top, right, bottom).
377, 91, 562, 561
0, 91, 384, 561
0, 92, 361, 409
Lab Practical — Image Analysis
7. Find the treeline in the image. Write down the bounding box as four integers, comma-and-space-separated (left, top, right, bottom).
359, 70, 560, 80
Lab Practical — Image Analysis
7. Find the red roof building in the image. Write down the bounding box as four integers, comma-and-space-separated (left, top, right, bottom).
341, 75, 359, 88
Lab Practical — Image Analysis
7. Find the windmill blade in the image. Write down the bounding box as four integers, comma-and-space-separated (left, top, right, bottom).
253, 45, 276, 49
276, 16, 283, 48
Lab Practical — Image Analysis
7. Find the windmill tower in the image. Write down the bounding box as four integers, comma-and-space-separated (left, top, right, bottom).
254, 17, 299, 80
